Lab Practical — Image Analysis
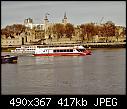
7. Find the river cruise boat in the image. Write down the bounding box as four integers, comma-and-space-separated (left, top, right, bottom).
33, 45, 91, 56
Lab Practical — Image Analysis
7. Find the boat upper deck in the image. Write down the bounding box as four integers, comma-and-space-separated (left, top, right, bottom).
36, 45, 85, 50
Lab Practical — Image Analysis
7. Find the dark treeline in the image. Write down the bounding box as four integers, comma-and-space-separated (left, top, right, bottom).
1, 24, 26, 38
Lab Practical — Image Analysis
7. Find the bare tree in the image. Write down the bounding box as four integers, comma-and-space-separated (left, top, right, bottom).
102, 22, 115, 42
80, 23, 97, 42
64, 23, 74, 40
1, 24, 26, 38
52, 23, 65, 40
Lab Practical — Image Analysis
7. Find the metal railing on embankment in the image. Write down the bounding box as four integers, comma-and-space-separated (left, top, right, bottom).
1, 42, 126, 49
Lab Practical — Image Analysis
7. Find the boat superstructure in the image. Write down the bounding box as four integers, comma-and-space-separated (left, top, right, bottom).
11, 45, 37, 54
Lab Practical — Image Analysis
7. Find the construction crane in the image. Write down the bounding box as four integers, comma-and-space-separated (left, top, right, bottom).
95, 17, 104, 25
100, 17, 104, 24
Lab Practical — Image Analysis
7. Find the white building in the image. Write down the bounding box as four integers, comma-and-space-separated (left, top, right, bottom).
24, 18, 45, 30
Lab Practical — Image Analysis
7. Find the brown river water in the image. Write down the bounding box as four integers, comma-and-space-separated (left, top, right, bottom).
1, 48, 126, 95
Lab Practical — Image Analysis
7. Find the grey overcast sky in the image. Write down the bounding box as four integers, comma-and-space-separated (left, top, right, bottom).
1, 1, 126, 28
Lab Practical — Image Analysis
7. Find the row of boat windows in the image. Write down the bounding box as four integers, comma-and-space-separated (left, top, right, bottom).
53, 49, 74, 52
53, 49, 85, 52
77, 49, 85, 52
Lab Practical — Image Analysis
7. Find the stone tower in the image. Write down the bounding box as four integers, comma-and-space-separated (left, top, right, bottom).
44, 15, 49, 39
63, 12, 67, 25
44, 15, 49, 26
24, 18, 33, 29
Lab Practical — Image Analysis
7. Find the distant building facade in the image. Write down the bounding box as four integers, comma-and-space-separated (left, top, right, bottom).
1, 33, 23, 46
24, 18, 44, 30
3, 12, 107, 46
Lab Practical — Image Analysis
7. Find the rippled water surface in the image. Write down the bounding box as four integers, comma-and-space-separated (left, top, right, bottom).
1, 48, 126, 94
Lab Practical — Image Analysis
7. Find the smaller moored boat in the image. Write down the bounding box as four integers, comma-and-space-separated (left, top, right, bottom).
1, 55, 18, 64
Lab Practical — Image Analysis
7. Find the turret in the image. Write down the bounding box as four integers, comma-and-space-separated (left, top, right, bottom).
24, 18, 33, 25
24, 18, 33, 29
44, 14, 49, 39
44, 15, 48, 25
64, 12, 67, 19
63, 12, 67, 25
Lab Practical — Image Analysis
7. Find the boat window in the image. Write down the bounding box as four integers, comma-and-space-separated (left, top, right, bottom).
53, 50, 57, 52
57, 50, 59, 52
70, 49, 73, 52
67, 49, 69, 52
60, 50, 63, 52
63, 49, 66, 52
76, 49, 80, 52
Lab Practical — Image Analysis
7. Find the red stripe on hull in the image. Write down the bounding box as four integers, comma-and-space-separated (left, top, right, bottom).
33, 53, 87, 56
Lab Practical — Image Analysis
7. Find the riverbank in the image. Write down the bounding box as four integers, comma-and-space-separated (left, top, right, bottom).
83, 42, 126, 48
1, 42, 126, 52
